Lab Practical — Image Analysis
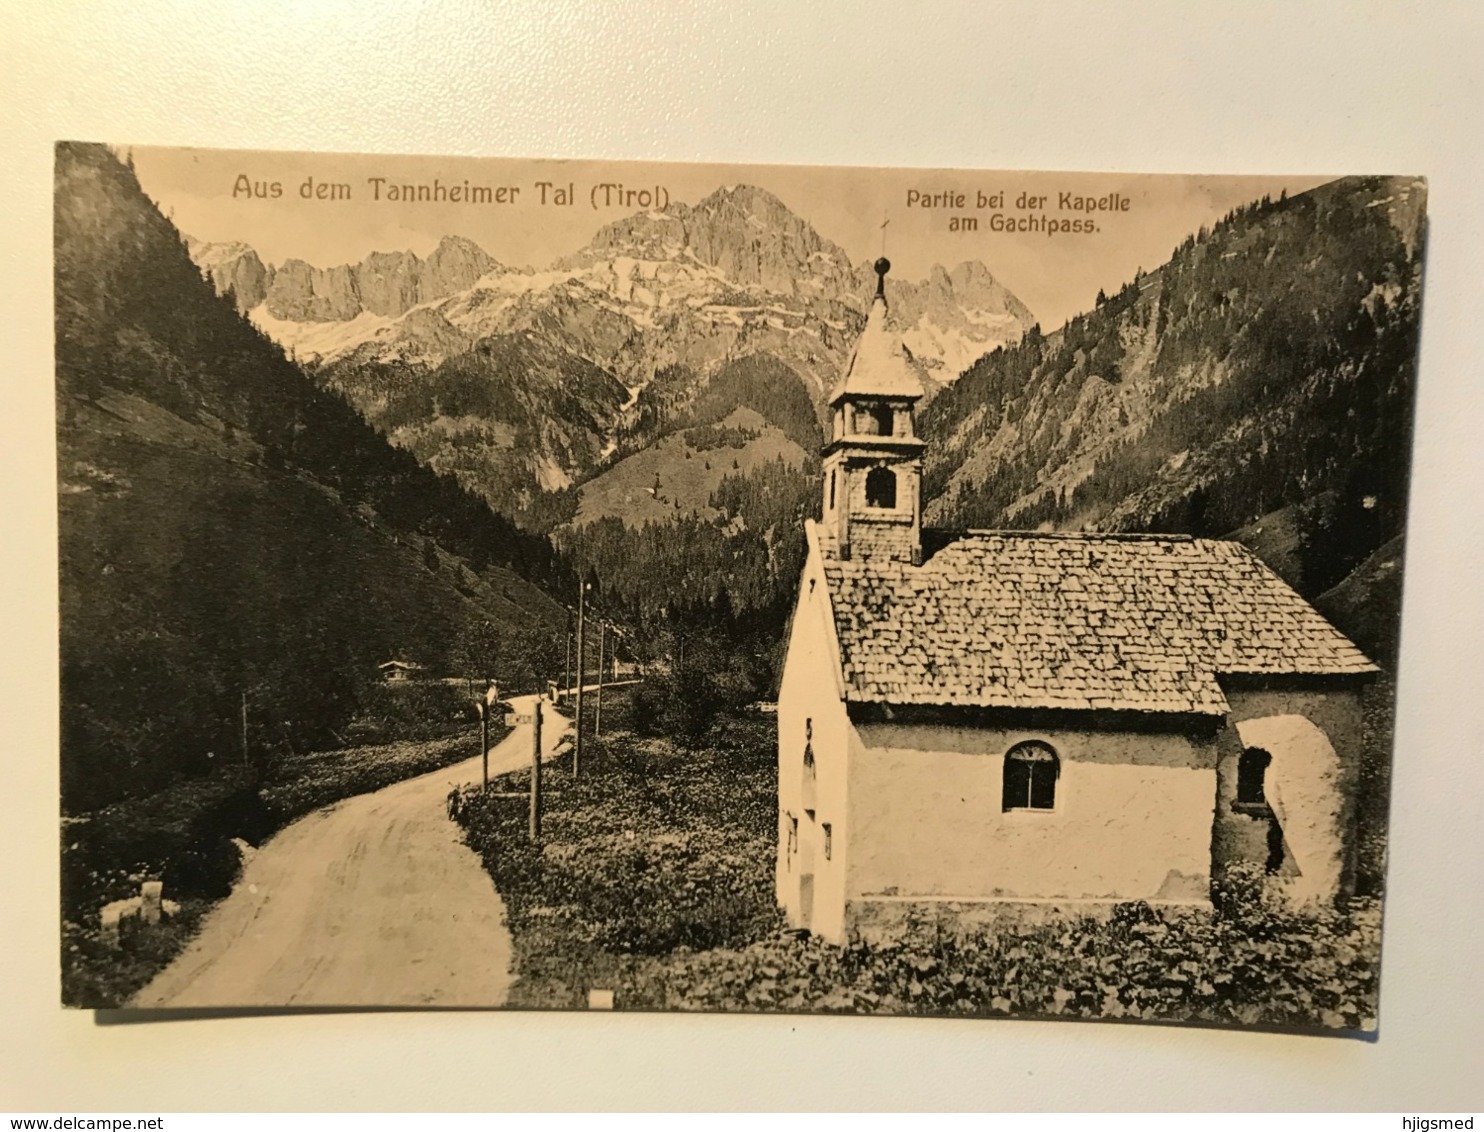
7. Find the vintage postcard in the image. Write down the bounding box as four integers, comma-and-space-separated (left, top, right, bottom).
56, 143, 1424, 1029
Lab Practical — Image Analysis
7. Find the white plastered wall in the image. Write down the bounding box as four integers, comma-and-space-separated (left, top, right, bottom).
847, 720, 1217, 906
775, 525, 852, 940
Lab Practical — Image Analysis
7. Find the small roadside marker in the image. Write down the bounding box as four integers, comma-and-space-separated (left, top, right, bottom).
588, 989, 615, 1010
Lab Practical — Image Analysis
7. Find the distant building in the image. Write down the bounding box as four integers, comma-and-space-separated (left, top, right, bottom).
776, 259, 1377, 945
378, 659, 424, 683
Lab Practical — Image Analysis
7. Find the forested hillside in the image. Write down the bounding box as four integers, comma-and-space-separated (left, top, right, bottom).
555, 355, 821, 676
319, 324, 633, 504
920, 176, 1424, 621
55, 142, 570, 813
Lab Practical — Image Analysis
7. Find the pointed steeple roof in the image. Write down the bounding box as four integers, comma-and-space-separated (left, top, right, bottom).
828, 257, 925, 406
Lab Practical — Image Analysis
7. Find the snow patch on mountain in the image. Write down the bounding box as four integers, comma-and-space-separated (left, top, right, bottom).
901, 310, 1030, 379
249, 306, 394, 362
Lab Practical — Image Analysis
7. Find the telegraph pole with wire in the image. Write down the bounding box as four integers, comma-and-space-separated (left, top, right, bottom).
594, 620, 607, 738
564, 627, 572, 698
574, 580, 589, 776
529, 698, 543, 841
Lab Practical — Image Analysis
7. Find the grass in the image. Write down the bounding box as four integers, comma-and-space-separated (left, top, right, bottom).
454, 697, 780, 1008
62, 718, 508, 1008
457, 692, 1383, 1029
61, 900, 211, 1011
261, 724, 507, 816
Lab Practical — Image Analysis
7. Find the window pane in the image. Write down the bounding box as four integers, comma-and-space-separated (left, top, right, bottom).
1029, 762, 1056, 809
1005, 742, 1058, 810
1003, 754, 1030, 810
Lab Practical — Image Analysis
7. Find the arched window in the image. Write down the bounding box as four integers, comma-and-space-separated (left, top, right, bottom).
1236, 747, 1271, 806
1003, 741, 1059, 811
865, 466, 897, 509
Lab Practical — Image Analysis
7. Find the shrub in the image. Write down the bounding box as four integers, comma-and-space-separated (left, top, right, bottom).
628, 895, 1381, 1029
1212, 860, 1276, 921
346, 680, 476, 744
631, 641, 761, 748
163, 834, 242, 899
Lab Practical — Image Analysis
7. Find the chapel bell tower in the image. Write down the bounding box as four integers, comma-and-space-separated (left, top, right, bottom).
822, 257, 926, 564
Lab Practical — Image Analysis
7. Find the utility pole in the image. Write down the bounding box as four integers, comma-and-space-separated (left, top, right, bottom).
564, 629, 572, 697
529, 698, 543, 841
574, 581, 588, 776
480, 700, 489, 792
594, 620, 606, 738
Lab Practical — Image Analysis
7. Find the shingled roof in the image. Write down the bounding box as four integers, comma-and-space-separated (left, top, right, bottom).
828, 295, 925, 405
814, 524, 1377, 716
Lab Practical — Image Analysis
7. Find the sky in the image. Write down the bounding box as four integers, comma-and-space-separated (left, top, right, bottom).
130, 145, 1330, 330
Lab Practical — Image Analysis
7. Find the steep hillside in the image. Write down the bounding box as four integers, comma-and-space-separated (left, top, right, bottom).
1316, 535, 1407, 667
920, 176, 1424, 604
557, 352, 821, 627
574, 407, 809, 528
56, 142, 568, 814
559, 448, 816, 634
321, 326, 633, 500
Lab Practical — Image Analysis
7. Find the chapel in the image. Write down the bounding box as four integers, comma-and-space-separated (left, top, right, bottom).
775, 258, 1377, 944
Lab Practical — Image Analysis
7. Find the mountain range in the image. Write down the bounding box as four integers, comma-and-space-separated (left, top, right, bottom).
180, 168, 1423, 670
187, 186, 1035, 513
187, 232, 499, 322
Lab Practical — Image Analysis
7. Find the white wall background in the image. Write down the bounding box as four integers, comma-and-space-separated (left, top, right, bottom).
2, 0, 1481, 1112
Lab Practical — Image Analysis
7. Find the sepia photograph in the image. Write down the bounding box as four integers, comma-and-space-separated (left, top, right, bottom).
55, 142, 1424, 1031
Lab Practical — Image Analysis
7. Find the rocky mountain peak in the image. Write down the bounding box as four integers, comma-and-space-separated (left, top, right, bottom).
424, 234, 500, 292
694, 183, 795, 223
561, 208, 691, 267
186, 237, 272, 313
269, 258, 362, 322
684, 183, 855, 296
193, 235, 502, 324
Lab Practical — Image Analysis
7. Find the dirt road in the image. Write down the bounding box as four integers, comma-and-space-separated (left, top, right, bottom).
132, 694, 568, 1008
